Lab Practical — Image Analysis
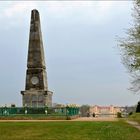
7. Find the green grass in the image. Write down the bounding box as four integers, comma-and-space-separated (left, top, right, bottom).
0, 114, 67, 120
128, 113, 140, 123
0, 121, 140, 140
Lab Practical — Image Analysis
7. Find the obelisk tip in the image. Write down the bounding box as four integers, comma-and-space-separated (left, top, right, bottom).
31, 9, 39, 21
32, 9, 39, 13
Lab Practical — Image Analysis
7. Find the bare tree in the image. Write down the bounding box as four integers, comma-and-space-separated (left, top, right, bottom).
119, 0, 140, 93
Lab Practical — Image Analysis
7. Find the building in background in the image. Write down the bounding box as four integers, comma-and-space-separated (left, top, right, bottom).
90, 105, 122, 117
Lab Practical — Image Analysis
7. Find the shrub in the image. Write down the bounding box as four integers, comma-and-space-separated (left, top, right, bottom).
117, 112, 122, 118
129, 112, 133, 116
136, 101, 140, 113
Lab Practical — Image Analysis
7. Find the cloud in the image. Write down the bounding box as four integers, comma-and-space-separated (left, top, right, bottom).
0, 2, 39, 29
42, 1, 132, 25
44, 1, 114, 20
0, 1, 132, 28
3, 1, 37, 18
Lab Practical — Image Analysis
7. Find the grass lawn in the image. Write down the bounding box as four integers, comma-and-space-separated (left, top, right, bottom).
0, 121, 140, 140
0, 115, 67, 120
128, 113, 140, 124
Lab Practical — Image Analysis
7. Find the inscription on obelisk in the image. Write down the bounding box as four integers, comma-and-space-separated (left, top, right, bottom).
21, 9, 53, 107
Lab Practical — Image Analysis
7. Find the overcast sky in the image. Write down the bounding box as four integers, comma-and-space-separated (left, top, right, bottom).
0, 1, 140, 107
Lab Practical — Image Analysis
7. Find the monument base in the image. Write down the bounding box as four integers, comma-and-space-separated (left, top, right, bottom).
21, 90, 53, 107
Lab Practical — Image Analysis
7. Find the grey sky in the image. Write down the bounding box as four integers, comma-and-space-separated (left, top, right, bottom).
0, 1, 140, 106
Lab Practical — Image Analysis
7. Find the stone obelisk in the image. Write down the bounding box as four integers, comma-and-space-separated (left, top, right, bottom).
21, 9, 53, 107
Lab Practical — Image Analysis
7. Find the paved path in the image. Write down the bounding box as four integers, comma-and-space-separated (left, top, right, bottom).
126, 120, 140, 130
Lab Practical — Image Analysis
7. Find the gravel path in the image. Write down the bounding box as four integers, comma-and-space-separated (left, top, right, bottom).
126, 120, 140, 130
0, 117, 118, 122
73, 117, 118, 121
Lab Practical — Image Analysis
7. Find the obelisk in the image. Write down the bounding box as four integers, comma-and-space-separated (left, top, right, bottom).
21, 9, 53, 107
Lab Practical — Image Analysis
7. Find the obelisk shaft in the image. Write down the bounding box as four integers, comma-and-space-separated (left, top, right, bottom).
27, 9, 46, 69
26, 9, 48, 91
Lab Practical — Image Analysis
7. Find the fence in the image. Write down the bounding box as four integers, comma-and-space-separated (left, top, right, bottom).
0, 106, 80, 117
